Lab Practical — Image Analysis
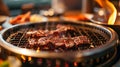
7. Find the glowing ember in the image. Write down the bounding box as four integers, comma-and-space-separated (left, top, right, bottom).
28, 57, 32, 61
36, 47, 40, 52
95, 0, 117, 25
21, 55, 26, 61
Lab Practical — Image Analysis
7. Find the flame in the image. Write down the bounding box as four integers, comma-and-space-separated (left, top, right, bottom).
28, 57, 32, 61
95, 0, 117, 25
21, 55, 26, 61
74, 62, 78, 66
36, 47, 40, 52
21, 55, 32, 62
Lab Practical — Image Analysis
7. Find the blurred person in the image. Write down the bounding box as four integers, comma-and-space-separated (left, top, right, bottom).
0, 0, 10, 16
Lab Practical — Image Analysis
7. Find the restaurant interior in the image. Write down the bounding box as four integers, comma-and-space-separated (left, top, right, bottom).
0, 0, 120, 67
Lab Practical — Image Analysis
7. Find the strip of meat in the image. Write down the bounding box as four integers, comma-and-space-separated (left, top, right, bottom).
26, 24, 90, 50
73, 36, 90, 46
26, 24, 77, 38
26, 30, 47, 37
28, 36, 90, 48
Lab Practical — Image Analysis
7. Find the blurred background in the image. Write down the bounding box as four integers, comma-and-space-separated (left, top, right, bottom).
3, 0, 119, 16
0, 0, 120, 67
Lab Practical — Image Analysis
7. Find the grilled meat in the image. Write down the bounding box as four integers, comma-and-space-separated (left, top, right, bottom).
26, 24, 77, 38
26, 24, 90, 50
28, 36, 90, 48
26, 30, 48, 37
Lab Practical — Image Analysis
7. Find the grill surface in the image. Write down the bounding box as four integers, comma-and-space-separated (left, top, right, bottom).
4, 21, 110, 51
0, 21, 118, 67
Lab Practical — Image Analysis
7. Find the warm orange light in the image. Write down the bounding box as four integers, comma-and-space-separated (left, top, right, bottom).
74, 62, 78, 66
21, 55, 26, 61
28, 57, 32, 61
95, 0, 117, 25
36, 47, 40, 52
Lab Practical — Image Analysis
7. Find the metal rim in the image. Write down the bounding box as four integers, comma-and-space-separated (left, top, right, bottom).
0, 21, 118, 62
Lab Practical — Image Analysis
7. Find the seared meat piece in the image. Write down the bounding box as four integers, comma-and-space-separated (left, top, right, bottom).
26, 24, 90, 50
26, 24, 77, 38
28, 36, 90, 48
28, 38, 37, 45
73, 36, 90, 45
62, 38, 75, 48
56, 24, 76, 32
26, 30, 48, 37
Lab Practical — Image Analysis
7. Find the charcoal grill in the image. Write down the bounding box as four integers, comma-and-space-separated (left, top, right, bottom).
0, 21, 119, 67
